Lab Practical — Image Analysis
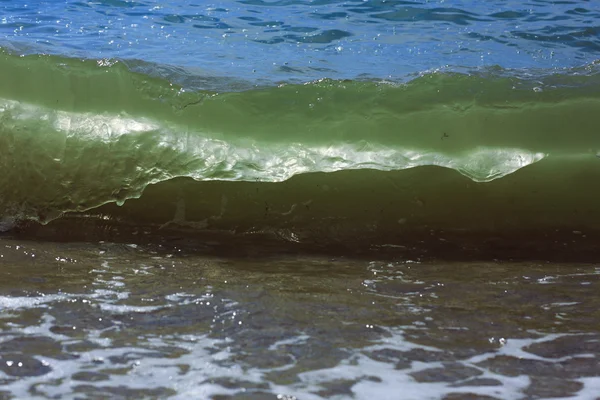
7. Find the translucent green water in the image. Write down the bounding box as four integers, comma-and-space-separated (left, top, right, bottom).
1, 51, 600, 246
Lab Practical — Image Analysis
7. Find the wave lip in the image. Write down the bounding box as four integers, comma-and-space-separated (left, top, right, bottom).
449, 147, 546, 182
0, 95, 547, 224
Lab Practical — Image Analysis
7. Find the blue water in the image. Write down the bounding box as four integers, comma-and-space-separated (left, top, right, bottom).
1, 0, 599, 86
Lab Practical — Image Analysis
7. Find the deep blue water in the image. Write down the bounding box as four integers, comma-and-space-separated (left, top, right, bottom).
1, 0, 599, 85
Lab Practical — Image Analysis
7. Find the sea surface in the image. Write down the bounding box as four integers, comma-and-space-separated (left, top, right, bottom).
1, 0, 600, 399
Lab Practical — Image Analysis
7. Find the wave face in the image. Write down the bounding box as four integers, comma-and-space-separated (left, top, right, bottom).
1, 51, 600, 235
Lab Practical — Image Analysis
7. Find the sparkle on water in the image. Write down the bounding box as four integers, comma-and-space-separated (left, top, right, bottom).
2, 239, 600, 399
1, 0, 598, 85
1, 1, 600, 399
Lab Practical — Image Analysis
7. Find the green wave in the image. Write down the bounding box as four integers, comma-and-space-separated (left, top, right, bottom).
0, 50, 599, 228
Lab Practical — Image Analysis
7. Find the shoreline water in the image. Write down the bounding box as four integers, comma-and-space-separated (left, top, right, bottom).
1, 235, 600, 399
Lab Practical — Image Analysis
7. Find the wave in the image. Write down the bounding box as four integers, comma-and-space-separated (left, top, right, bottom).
1, 50, 600, 234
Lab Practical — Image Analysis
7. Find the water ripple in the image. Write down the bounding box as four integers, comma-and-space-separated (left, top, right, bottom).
0, 0, 598, 83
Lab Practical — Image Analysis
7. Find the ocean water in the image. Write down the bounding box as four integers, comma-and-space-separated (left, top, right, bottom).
1, 0, 600, 236
1, 0, 600, 399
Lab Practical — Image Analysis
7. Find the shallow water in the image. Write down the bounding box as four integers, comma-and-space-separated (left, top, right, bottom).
2, 236, 600, 399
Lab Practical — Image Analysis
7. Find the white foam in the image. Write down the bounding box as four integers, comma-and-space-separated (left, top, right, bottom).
0, 97, 546, 186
